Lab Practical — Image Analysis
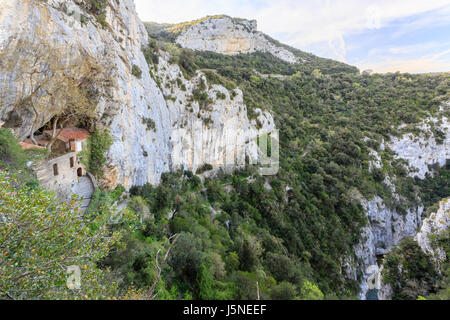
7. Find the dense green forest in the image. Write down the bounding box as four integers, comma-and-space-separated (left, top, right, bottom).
1, 27, 449, 299
103, 35, 449, 299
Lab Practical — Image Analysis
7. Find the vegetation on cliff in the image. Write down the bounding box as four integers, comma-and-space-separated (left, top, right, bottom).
79, 129, 113, 179
1, 7, 449, 300
382, 234, 449, 300
124, 32, 449, 299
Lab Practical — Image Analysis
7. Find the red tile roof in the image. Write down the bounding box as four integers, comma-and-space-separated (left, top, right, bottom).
43, 127, 90, 143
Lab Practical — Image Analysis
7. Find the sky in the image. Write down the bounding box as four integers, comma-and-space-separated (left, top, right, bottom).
134, 0, 450, 73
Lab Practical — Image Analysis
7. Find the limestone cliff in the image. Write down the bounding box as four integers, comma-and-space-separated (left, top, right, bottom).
155, 51, 275, 173
390, 110, 450, 180
352, 197, 424, 299
1, 0, 447, 301
351, 112, 450, 299
0, 0, 275, 190
416, 198, 450, 264
173, 16, 298, 64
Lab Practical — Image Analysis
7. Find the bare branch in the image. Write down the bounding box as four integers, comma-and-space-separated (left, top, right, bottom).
5, 292, 15, 300
256, 281, 260, 300
146, 234, 181, 300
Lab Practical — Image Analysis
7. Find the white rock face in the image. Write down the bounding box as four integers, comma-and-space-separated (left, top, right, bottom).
368, 149, 382, 172
352, 112, 449, 300
0, 0, 276, 191
416, 198, 450, 263
0, 0, 171, 189
155, 51, 275, 174
353, 196, 423, 299
363, 197, 423, 256
390, 116, 450, 179
175, 16, 298, 64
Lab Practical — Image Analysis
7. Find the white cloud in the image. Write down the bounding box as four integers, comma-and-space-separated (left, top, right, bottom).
358, 57, 450, 73
390, 4, 450, 38
355, 41, 450, 73
136, 0, 450, 39
134, 0, 258, 24
387, 42, 442, 55
432, 49, 450, 60
365, 5, 382, 29
252, 0, 450, 61
328, 34, 347, 62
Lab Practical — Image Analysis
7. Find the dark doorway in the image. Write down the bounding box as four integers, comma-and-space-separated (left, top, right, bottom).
53, 164, 59, 176
77, 168, 83, 177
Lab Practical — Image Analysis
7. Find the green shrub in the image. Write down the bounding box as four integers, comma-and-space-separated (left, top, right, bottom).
270, 282, 297, 300
128, 196, 150, 220
95, 13, 108, 28
382, 238, 439, 300
196, 163, 213, 175
81, 129, 113, 179
142, 39, 160, 65
0, 172, 122, 299
216, 91, 226, 100
142, 117, 156, 132
132, 64, 142, 79
86, 0, 108, 15
0, 127, 27, 170
300, 281, 324, 300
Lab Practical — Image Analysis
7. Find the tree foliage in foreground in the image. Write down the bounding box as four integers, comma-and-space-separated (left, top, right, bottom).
0, 171, 123, 300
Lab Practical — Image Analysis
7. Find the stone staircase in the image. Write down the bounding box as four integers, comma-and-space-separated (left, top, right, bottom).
72, 176, 95, 211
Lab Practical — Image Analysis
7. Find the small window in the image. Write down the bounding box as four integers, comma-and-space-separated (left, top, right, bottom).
70, 157, 75, 168
53, 164, 59, 176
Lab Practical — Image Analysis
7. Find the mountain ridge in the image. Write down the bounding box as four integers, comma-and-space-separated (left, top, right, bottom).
0, 0, 449, 301
145, 15, 341, 66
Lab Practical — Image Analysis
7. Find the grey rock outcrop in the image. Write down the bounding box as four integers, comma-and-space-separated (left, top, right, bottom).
390, 115, 450, 179
353, 196, 423, 300
154, 51, 275, 174
174, 16, 298, 64
353, 112, 449, 300
416, 198, 450, 264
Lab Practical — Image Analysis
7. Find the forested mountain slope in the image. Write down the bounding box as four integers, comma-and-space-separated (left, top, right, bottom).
0, 2, 449, 300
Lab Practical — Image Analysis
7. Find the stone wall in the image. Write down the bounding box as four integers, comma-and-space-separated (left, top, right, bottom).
34, 152, 86, 200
